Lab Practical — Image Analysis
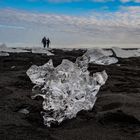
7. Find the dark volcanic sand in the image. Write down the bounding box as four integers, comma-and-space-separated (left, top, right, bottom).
0, 49, 140, 140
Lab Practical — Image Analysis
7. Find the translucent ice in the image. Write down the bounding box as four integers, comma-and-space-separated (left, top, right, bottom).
112, 47, 140, 58
0, 52, 9, 56
84, 49, 118, 65
0, 44, 29, 53
27, 57, 108, 127
31, 48, 54, 55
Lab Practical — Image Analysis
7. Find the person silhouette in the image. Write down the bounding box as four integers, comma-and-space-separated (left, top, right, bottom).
41, 37, 47, 48
47, 38, 51, 48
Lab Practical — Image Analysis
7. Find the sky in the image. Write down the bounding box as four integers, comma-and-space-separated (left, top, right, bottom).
0, 0, 140, 48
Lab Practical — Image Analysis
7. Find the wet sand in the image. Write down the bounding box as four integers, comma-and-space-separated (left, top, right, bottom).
0, 49, 140, 140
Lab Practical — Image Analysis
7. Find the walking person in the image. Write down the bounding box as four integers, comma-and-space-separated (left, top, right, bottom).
47, 38, 51, 48
41, 36, 47, 48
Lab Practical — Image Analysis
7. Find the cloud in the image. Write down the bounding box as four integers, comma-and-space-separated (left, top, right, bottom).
48, 0, 81, 2
28, 0, 140, 3
120, 0, 140, 3
0, 7, 140, 47
0, 24, 25, 30
1, 7, 139, 27
28, 0, 83, 3
91, 0, 114, 2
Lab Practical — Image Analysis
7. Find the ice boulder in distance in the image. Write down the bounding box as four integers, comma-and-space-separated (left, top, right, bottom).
84, 49, 118, 65
112, 47, 140, 58
27, 57, 108, 127
31, 48, 54, 56
0, 52, 9, 56
0, 44, 9, 56
0, 43, 7, 49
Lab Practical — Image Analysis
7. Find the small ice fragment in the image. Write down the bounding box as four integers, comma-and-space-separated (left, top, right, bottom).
11, 66, 16, 69
116, 64, 121, 67
18, 108, 29, 114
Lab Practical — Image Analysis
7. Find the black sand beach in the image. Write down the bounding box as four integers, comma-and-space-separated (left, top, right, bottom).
0, 49, 140, 140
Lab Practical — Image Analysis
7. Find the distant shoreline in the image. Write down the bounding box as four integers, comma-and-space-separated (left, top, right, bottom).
0, 43, 140, 49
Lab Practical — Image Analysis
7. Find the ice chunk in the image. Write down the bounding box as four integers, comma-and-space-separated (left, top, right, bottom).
27, 58, 108, 127
0, 44, 9, 56
18, 108, 29, 115
76, 54, 90, 72
26, 60, 54, 85
0, 45, 30, 53
31, 48, 54, 56
112, 47, 140, 58
0, 52, 9, 56
87, 48, 113, 56
6, 48, 30, 53
11, 66, 16, 69
84, 49, 118, 65
0, 43, 7, 49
